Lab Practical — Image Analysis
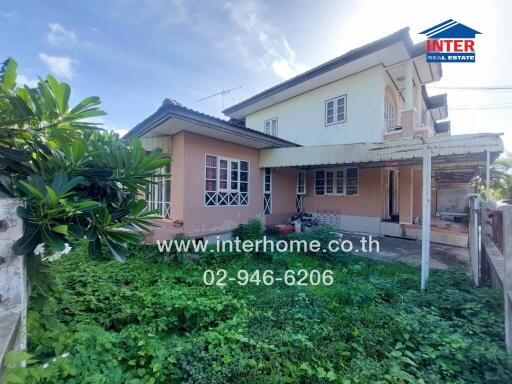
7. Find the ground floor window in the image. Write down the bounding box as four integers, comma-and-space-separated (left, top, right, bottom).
297, 169, 306, 195
314, 167, 358, 196
263, 168, 272, 214
147, 164, 171, 219
205, 154, 249, 206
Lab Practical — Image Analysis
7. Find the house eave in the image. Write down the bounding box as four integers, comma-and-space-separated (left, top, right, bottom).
259, 133, 503, 181
223, 28, 442, 119
125, 102, 299, 149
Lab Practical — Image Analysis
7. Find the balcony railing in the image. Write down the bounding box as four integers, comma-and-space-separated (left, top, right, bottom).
383, 118, 402, 133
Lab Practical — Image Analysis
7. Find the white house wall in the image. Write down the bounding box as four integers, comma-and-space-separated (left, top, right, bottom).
245, 66, 386, 145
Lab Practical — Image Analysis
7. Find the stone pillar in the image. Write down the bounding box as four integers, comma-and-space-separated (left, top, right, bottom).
401, 109, 416, 137
0, 198, 25, 373
399, 166, 414, 225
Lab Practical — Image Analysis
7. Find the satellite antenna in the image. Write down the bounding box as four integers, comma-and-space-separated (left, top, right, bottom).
197, 86, 241, 108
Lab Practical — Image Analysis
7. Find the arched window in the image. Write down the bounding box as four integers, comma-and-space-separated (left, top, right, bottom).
384, 86, 399, 131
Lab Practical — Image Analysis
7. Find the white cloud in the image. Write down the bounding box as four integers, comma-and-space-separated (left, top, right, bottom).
38, 53, 74, 78
221, 0, 307, 79
113, 129, 128, 137
122, 0, 307, 80
47, 22, 77, 47
88, 117, 127, 137
17, 74, 38, 88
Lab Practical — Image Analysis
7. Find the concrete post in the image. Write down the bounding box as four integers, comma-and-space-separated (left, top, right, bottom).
0, 198, 25, 372
421, 146, 431, 290
486, 150, 491, 201
468, 195, 480, 286
502, 206, 512, 353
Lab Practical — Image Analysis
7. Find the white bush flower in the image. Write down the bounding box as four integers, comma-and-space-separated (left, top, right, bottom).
43, 243, 72, 262
34, 243, 46, 256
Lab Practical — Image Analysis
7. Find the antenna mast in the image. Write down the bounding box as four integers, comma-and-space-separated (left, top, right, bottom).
197, 86, 241, 108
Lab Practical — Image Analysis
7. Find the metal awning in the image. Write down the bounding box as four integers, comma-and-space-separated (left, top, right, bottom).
259, 133, 503, 183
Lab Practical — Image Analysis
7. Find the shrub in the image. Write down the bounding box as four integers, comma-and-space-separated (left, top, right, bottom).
4, 244, 511, 383
287, 225, 341, 258
263, 225, 281, 237
232, 218, 263, 242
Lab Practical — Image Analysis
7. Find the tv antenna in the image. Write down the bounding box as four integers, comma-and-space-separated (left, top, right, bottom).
197, 86, 241, 108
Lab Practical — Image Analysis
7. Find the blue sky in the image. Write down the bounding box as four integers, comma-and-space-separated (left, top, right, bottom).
1, 0, 511, 151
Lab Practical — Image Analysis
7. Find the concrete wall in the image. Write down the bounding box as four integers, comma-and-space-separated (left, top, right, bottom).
412, 168, 437, 221
437, 187, 472, 214
0, 199, 26, 373
245, 66, 386, 145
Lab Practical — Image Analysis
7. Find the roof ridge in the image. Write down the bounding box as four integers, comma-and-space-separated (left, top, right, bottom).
162, 101, 246, 128
223, 27, 414, 116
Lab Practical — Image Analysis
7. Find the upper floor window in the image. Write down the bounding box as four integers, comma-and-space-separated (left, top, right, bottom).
264, 117, 278, 136
384, 95, 396, 130
325, 95, 346, 126
205, 154, 249, 206
314, 167, 358, 196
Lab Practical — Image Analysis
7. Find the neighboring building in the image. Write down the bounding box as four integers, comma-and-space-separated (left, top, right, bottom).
125, 28, 503, 246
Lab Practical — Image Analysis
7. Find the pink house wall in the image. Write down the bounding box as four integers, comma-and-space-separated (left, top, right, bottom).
412, 168, 437, 221
148, 132, 431, 240
302, 167, 385, 217
180, 132, 263, 237
264, 167, 297, 225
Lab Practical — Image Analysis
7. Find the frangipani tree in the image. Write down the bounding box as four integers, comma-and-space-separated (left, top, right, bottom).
0, 58, 170, 261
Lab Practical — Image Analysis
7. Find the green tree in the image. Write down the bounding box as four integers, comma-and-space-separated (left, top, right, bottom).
0, 58, 170, 261
489, 155, 512, 201
474, 154, 512, 202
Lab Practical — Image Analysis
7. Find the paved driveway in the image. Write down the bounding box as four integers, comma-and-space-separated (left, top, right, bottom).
339, 232, 470, 272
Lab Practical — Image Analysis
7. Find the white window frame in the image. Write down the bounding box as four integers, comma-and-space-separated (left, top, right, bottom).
263, 168, 272, 214
384, 94, 396, 130
264, 117, 278, 136
325, 95, 347, 126
296, 169, 306, 195
146, 164, 171, 219
204, 154, 250, 207
314, 167, 359, 196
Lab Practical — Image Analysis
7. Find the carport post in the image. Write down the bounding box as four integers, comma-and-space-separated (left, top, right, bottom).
485, 150, 490, 201
421, 145, 432, 290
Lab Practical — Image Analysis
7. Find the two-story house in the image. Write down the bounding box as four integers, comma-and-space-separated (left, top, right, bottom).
125, 28, 503, 245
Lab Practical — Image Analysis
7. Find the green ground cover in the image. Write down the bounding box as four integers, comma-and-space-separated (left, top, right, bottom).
3, 232, 511, 383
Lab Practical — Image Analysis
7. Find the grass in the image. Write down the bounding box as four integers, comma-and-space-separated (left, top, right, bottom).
4, 241, 511, 383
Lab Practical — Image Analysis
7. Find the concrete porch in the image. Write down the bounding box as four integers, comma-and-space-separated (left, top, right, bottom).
340, 232, 470, 271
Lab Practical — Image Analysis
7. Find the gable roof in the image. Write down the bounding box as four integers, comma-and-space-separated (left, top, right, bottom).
419, 19, 482, 39
125, 99, 299, 149
223, 28, 432, 118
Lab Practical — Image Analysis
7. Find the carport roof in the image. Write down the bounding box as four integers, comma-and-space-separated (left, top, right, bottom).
259, 133, 503, 183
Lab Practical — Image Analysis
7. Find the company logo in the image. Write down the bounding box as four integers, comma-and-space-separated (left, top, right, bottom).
420, 19, 481, 63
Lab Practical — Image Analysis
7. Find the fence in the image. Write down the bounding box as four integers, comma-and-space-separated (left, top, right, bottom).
469, 196, 512, 353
